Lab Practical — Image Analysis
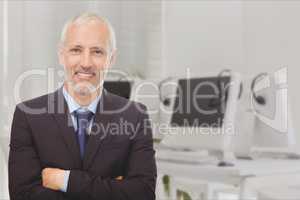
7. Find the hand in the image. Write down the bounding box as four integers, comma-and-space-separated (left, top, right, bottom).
115, 176, 123, 181
42, 168, 65, 191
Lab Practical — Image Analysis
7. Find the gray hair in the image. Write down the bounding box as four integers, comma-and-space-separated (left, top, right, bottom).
60, 12, 117, 52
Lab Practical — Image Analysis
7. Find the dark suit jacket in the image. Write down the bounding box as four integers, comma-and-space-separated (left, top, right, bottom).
8, 88, 157, 200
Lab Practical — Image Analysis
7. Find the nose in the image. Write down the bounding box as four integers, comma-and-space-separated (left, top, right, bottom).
80, 50, 92, 69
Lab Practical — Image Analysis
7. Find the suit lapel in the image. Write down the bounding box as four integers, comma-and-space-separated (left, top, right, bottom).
51, 89, 82, 167
50, 88, 116, 169
83, 90, 115, 169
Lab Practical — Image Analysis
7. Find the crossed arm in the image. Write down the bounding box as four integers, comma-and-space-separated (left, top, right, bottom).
9, 105, 157, 200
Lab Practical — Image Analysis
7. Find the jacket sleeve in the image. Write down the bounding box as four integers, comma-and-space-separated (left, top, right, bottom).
8, 105, 70, 200
65, 105, 157, 200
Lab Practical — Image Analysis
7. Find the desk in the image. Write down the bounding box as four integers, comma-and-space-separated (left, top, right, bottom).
157, 153, 300, 199
257, 186, 300, 200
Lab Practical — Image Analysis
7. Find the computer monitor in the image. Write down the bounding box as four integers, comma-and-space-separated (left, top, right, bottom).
160, 72, 241, 161
170, 76, 230, 128
103, 80, 132, 99
249, 68, 298, 156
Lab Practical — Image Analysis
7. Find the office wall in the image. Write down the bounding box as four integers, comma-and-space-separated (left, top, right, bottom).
116, 1, 162, 78
162, 0, 244, 76
0, 1, 3, 129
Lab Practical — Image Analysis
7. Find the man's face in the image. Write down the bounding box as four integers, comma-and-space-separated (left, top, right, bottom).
59, 20, 115, 94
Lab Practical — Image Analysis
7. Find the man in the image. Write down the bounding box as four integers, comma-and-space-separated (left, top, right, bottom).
8, 13, 157, 200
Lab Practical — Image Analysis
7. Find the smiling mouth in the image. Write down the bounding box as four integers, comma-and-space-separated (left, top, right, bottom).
75, 71, 95, 79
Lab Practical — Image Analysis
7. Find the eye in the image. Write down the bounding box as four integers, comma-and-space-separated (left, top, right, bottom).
69, 48, 81, 54
92, 49, 105, 56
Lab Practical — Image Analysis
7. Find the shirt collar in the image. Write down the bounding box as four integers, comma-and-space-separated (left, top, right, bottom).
62, 87, 101, 114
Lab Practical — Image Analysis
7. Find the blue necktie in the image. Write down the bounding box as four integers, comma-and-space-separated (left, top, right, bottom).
74, 110, 94, 159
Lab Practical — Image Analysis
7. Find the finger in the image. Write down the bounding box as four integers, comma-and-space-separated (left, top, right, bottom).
115, 176, 123, 180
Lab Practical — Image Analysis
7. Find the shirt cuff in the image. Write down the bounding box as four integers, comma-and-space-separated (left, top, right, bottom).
60, 170, 70, 192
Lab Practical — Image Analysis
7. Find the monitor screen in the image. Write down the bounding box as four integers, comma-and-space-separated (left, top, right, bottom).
171, 76, 230, 127
103, 81, 132, 99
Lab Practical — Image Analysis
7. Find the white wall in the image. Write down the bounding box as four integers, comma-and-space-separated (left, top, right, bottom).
117, 1, 162, 78
0, 1, 3, 127
162, 0, 245, 77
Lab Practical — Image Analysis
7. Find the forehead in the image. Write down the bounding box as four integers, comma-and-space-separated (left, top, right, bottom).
64, 20, 110, 47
